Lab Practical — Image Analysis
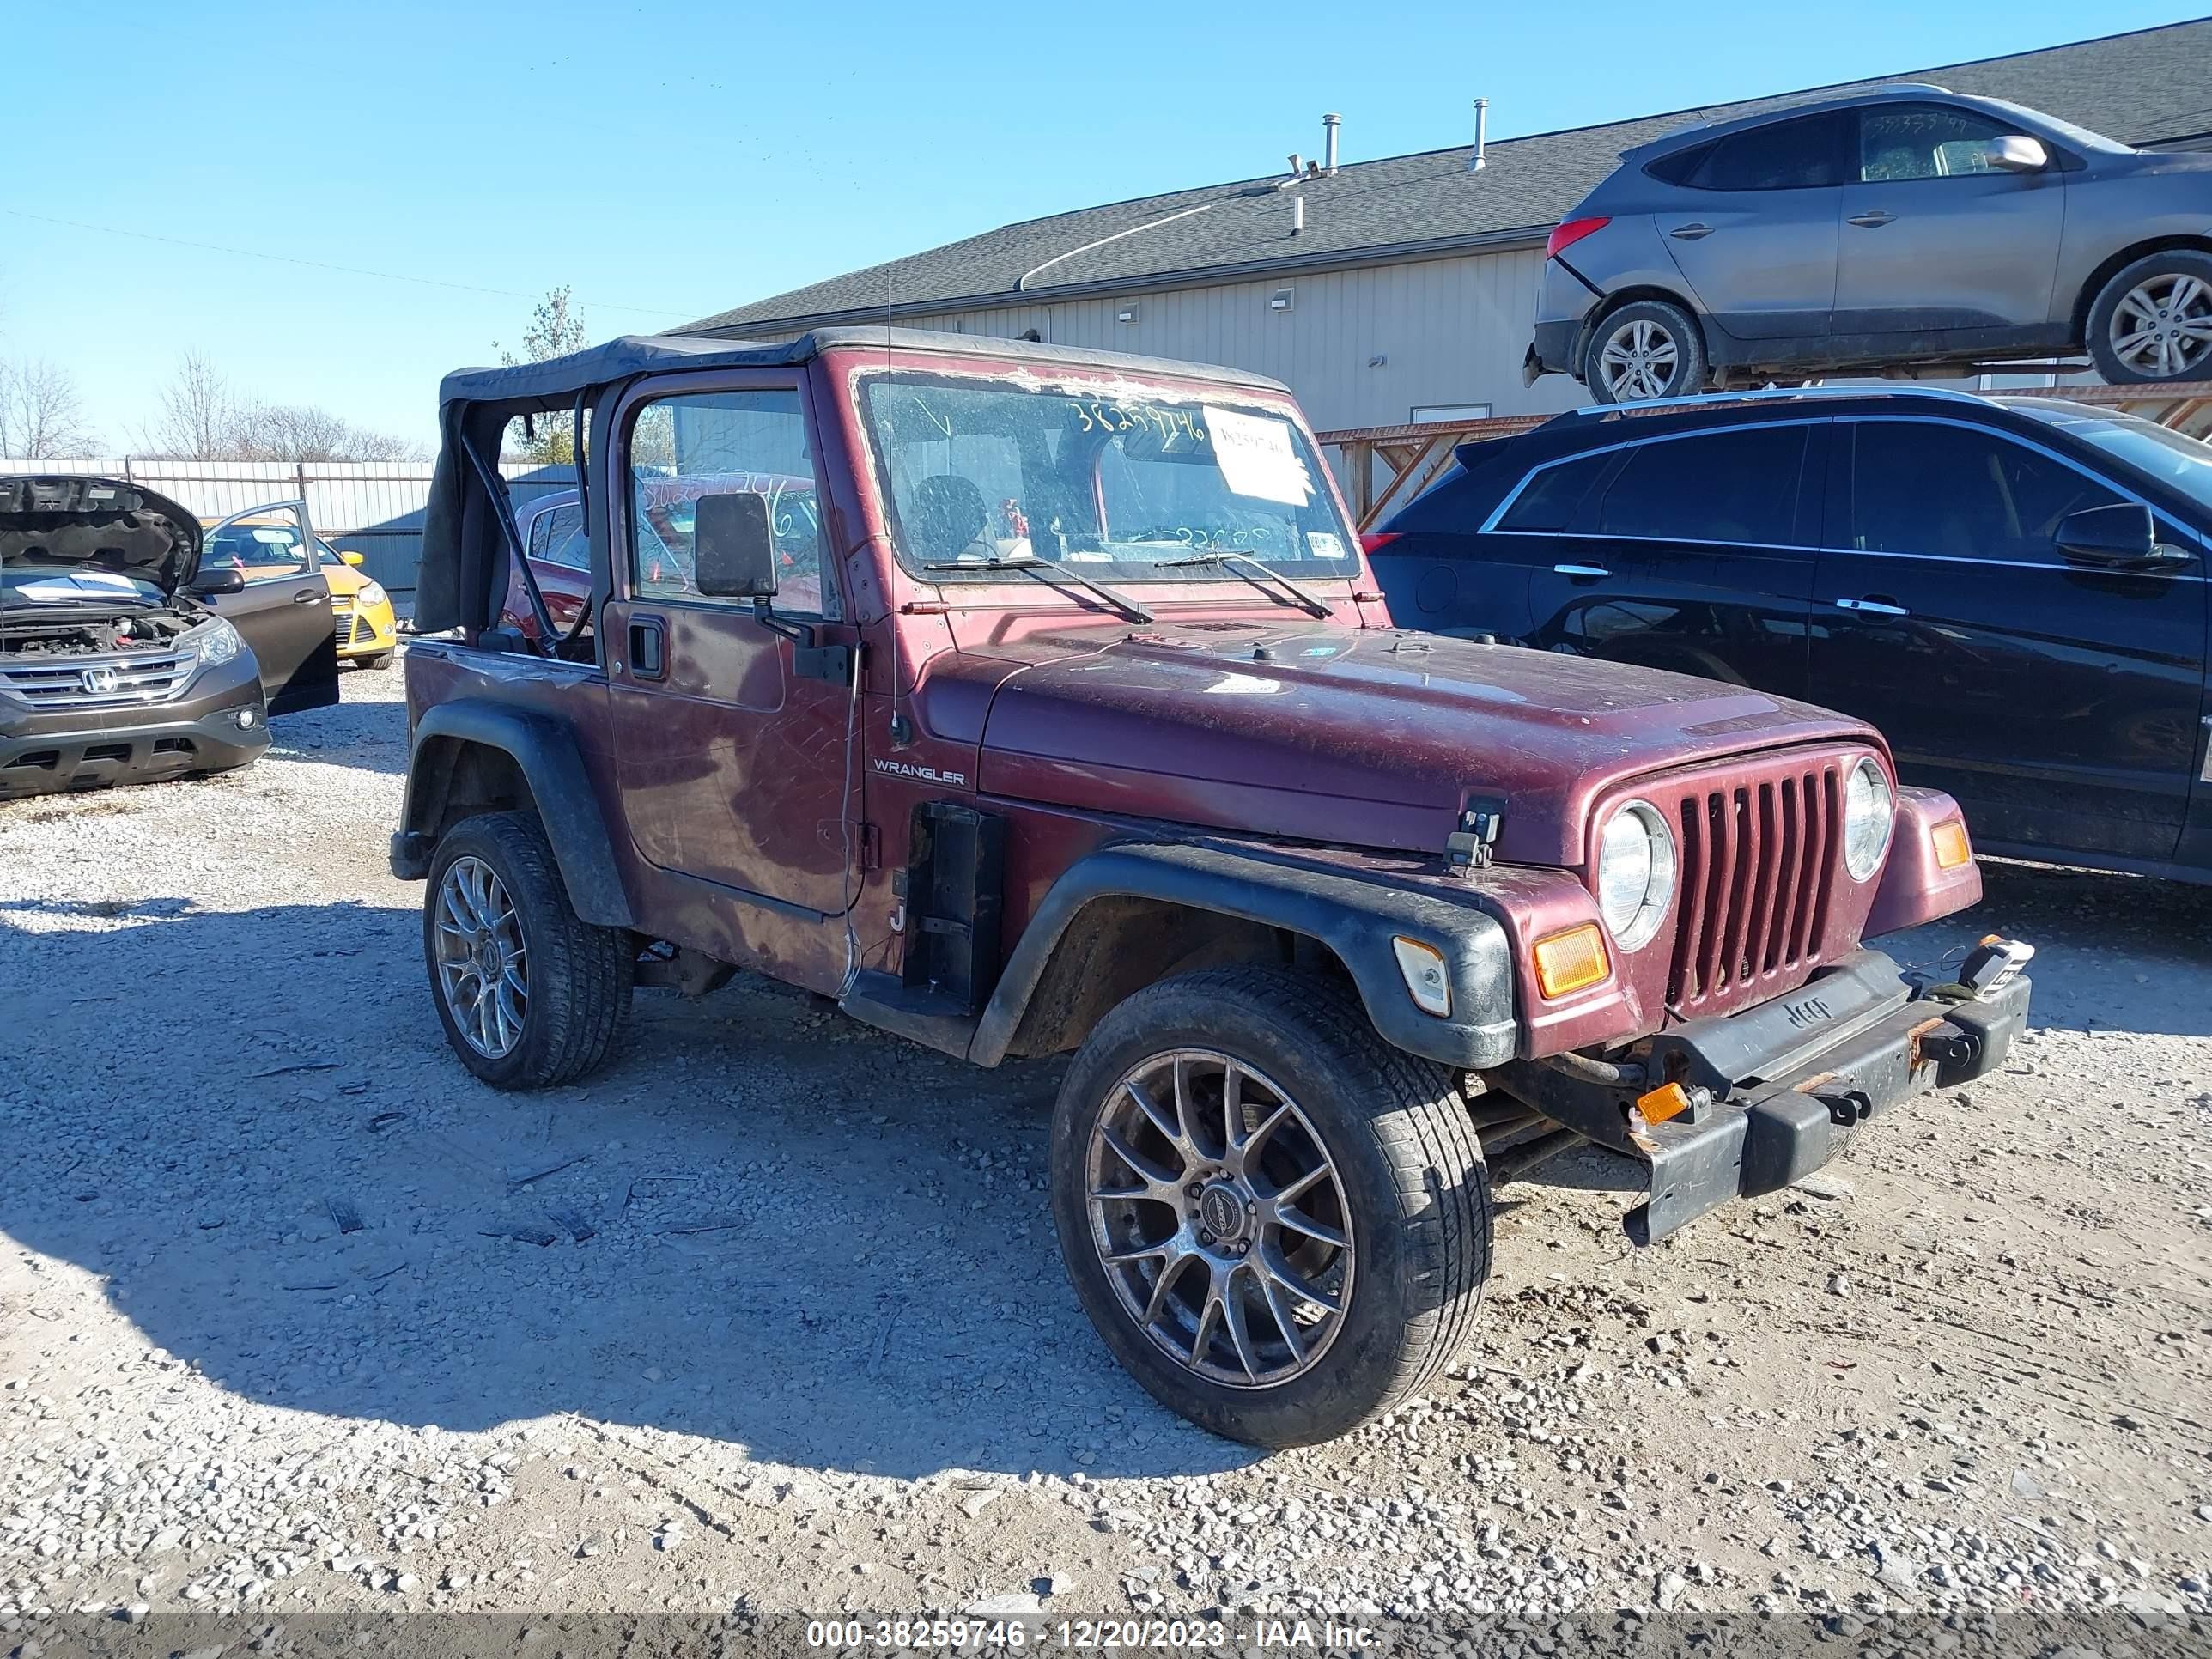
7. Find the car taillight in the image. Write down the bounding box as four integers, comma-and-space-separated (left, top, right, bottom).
1361, 532, 1401, 556
1546, 216, 1610, 260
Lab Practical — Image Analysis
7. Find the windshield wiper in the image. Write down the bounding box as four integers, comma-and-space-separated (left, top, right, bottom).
921, 555, 1153, 624
1157, 551, 1331, 618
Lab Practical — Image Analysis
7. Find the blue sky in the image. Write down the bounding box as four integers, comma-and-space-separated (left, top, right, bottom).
0, 1, 2193, 451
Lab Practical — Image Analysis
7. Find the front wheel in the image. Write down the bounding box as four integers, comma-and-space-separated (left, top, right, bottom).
2087, 251, 2212, 385
1583, 299, 1708, 404
1050, 966, 1491, 1446
422, 811, 632, 1088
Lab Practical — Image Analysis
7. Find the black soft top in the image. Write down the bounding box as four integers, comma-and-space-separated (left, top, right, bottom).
436, 325, 1290, 408
418, 326, 1291, 635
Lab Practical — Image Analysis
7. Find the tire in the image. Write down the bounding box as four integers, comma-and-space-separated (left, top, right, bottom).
1583, 299, 1709, 404
1049, 965, 1491, 1447
422, 810, 632, 1089
2087, 250, 2212, 386
362, 651, 397, 671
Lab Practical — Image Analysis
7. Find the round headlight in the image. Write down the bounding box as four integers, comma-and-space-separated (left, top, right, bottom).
1595, 799, 1676, 951
1842, 757, 1894, 881
191, 617, 244, 667
359, 580, 389, 608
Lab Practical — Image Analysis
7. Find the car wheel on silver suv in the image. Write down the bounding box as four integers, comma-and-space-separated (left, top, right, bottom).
423, 810, 633, 1089
1049, 965, 1492, 1446
2088, 251, 2212, 386
1583, 299, 1708, 404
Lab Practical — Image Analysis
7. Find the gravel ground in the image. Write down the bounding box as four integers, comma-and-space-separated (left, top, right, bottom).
3, 662, 2209, 1651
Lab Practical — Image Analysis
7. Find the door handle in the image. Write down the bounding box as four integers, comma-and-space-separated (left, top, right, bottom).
628, 618, 666, 680
292, 589, 320, 603
1553, 563, 1612, 579
1834, 597, 1910, 617
1847, 210, 1896, 228
1668, 223, 1713, 240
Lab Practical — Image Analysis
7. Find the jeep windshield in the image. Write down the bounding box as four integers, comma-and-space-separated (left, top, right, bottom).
857, 371, 1357, 585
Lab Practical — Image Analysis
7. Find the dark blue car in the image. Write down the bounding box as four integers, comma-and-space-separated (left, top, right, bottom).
1365, 385, 2212, 883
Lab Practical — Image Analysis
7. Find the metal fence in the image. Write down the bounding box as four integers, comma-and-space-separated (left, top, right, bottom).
0, 456, 580, 599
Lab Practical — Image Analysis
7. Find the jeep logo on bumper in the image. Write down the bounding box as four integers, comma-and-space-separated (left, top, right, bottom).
1783, 994, 1833, 1030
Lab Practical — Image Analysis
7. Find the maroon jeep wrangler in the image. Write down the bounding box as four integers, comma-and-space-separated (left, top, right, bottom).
392, 328, 2032, 1446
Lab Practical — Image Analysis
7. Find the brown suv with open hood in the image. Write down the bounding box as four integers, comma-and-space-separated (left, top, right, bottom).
1, 476, 339, 798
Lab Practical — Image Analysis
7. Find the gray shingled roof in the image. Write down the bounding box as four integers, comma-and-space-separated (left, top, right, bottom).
687, 20, 2212, 337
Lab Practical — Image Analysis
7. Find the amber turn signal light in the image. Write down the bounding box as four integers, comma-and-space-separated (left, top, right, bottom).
1636, 1082, 1694, 1125
1931, 818, 1972, 870
1532, 923, 1610, 999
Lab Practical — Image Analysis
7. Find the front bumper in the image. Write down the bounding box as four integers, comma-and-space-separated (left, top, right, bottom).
1620, 947, 2031, 1243
335, 599, 398, 659
0, 702, 270, 799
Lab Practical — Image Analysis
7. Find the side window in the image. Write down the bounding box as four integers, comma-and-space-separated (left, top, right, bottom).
1860, 106, 2010, 182
539, 504, 586, 570
1587, 428, 1809, 546
1685, 112, 1845, 191
1496, 451, 1616, 532
1850, 422, 2124, 562
625, 388, 834, 617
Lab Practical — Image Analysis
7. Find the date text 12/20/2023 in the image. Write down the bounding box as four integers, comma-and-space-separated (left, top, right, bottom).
803, 1620, 1378, 1651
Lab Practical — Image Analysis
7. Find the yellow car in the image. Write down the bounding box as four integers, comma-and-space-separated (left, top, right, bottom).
200, 517, 399, 669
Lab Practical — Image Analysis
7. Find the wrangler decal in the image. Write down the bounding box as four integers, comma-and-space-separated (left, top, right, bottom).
872, 757, 969, 787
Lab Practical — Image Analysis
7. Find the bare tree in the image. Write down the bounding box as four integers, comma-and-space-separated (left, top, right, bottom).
141, 352, 236, 459
137, 354, 419, 461
0, 356, 100, 458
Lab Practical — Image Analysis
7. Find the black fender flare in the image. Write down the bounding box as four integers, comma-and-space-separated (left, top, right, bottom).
969, 841, 1516, 1072
389, 697, 634, 929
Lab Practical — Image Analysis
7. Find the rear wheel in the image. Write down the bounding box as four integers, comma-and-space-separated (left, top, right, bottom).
1050, 965, 1491, 1446
1583, 300, 1708, 404
2087, 251, 2212, 385
422, 810, 631, 1089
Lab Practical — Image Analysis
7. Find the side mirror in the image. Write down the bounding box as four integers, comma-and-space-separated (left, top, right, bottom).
190, 567, 246, 595
1985, 134, 2049, 173
340, 549, 365, 567
2056, 502, 2181, 569
692, 492, 779, 599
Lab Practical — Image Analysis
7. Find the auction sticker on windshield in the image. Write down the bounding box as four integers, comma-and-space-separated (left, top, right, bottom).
1203, 405, 1312, 507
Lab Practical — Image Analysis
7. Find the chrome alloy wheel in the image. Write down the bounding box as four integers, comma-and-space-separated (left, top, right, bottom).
2110, 273, 2212, 380
1085, 1049, 1354, 1388
1598, 317, 1680, 401
433, 854, 529, 1059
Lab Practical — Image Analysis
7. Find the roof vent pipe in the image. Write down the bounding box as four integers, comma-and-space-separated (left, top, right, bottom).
1322, 112, 1340, 175
1471, 98, 1489, 171
1291, 197, 1305, 235
1287, 152, 1304, 178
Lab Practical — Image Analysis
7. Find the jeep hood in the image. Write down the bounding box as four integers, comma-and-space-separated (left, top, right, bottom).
974, 624, 1877, 866
0, 476, 203, 602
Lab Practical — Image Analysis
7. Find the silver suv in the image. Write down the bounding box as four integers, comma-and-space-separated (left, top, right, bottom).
1527, 86, 2212, 402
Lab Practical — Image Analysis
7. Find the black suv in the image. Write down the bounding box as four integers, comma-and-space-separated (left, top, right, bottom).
1366, 387, 2212, 883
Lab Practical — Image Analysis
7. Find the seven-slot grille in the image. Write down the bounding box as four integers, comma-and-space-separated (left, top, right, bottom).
1664, 758, 1844, 1011
0, 652, 194, 711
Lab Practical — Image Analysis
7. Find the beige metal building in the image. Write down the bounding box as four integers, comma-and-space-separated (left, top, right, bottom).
687, 21, 2212, 436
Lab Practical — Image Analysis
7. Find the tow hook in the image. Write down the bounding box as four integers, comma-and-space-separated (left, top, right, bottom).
1814, 1085, 1875, 1127
1917, 1029, 1980, 1071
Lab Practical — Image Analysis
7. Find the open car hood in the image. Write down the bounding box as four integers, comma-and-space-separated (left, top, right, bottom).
0, 476, 204, 601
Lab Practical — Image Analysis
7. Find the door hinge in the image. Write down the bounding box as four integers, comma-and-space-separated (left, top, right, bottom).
860, 823, 882, 871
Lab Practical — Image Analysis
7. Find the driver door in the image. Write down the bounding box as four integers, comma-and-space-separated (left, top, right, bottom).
191, 503, 339, 714
601, 375, 859, 917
